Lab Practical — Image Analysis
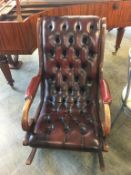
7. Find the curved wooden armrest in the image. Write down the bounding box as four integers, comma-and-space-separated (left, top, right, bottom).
22, 98, 32, 131
102, 103, 111, 137
22, 73, 41, 131
100, 79, 111, 136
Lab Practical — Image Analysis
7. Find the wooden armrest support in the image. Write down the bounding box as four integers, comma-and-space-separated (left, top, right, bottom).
102, 104, 111, 137
22, 98, 32, 131
100, 79, 111, 136
22, 73, 41, 131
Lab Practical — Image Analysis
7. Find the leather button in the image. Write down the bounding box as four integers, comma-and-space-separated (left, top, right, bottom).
68, 35, 74, 45
63, 75, 67, 81
49, 48, 55, 57
69, 63, 73, 69
62, 48, 67, 58
75, 49, 80, 58
56, 63, 61, 69
82, 35, 90, 45
61, 22, 69, 31
81, 62, 87, 69
75, 22, 82, 32
55, 34, 61, 44
79, 123, 88, 135
47, 21, 55, 32
74, 75, 79, 82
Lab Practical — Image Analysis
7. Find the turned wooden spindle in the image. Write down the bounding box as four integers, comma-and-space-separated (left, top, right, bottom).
16, 0, 22, 21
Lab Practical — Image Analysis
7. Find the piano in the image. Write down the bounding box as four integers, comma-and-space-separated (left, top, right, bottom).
0, 0, 131, 86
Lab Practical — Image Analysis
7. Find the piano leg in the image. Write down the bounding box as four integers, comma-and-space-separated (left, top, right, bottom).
113, 27, 125, 55
7, 55, 22, 69
0, 55, 14, 87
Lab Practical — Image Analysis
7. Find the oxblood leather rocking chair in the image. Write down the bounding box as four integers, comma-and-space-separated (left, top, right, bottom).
22, 16, 112, 171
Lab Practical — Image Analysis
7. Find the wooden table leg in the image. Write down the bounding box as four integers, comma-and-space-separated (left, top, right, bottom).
0, 55, 14, 87
113, 27, 125, 55
7, 55, 22, 69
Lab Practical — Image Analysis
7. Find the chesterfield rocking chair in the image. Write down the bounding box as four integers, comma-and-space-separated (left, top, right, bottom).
22, 16, 112, 171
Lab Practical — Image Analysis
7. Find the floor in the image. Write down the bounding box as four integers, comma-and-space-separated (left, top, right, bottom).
0, 28, 131, 175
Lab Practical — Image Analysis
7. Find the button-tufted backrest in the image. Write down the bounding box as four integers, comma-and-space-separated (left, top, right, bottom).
40, 16, 103, 104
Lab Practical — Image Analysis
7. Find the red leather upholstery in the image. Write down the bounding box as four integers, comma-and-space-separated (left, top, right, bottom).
100, 79, 112, 104
25, 74, 41, 99
29, 16, 105, 150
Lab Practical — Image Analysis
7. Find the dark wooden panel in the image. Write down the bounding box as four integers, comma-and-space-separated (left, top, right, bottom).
120, 1, 131, 27
0, 19, 37, 54
0, 1, 131, 54
38, 2, 128, 28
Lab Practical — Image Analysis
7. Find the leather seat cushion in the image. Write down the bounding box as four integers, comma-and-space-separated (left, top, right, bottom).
29, 100, 100, 150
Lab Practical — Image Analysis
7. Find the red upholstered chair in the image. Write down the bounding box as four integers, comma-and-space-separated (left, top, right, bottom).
22, 16, 112, 171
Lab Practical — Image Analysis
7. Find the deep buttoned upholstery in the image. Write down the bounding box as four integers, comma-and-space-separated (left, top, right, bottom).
29, 16, 102, 150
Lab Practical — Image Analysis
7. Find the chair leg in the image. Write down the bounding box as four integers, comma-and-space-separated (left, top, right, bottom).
0, 55, 14, 87
111, 105, 124, 128
26, 148, 37, 165
23, 132, 31, 146
7, 55, 22, 69
98, 150, 105, 172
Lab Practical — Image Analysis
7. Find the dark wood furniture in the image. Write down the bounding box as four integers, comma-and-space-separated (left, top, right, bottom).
21, 16, 112, 170
1, 0, 131, 86
0, 54, 14, 86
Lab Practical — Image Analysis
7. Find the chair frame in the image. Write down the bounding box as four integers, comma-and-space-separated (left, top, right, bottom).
21, 16, 112, 171
111, 48, 131, 128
